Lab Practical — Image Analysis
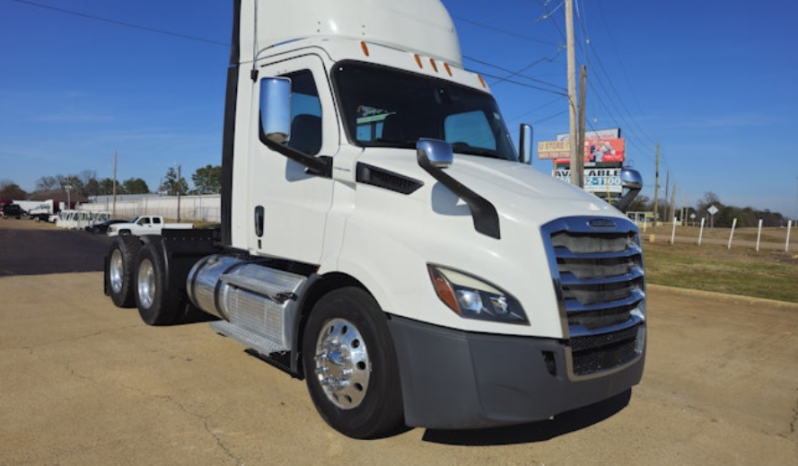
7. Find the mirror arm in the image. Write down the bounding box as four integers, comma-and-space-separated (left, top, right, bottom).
615, 186, 641, 213
417, 141, 501, 239
261, 136, 332, 177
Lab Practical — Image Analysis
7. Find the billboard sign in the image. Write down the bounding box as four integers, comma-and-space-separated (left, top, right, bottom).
539, 139, 626, 163
556, 128, 620, 141
555, 167, 624, 193
537, 140, 570, 160
548, 128, 625, 164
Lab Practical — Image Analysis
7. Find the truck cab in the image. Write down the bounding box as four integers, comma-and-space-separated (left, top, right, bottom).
105, 0, 646, 439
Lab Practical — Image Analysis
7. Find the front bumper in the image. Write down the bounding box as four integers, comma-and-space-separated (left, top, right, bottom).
387, 315, 645, 430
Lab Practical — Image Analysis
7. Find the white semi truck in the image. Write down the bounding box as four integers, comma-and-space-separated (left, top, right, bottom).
104, 0, 646, 439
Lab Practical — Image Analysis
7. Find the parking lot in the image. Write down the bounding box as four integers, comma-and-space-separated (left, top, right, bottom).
1, 219, 797, 465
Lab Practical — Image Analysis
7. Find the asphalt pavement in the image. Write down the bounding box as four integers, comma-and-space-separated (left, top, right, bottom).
0, 218, 111, 276
1, 219, 797, 465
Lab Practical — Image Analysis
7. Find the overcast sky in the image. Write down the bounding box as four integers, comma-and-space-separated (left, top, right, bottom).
1, 0, 797, 218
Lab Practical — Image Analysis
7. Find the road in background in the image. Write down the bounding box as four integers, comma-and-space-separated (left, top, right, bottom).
0, 218, 111, 276
1, 221, 797, 465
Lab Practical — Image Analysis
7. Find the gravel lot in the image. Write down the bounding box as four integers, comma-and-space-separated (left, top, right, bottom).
1, 220, 797, 465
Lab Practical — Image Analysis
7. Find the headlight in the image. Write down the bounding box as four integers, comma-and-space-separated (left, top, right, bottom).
427, 264, 528, 325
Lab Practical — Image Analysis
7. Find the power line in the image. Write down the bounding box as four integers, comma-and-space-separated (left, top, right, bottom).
594, 1, 660, 146
463, 55, 566, 92
532, 109, 568, 125
570, 1, 668, 176
6, 0, 229, 47
452, 14, 560, 47
506, 95, 566, 124
473, 70, 569, 96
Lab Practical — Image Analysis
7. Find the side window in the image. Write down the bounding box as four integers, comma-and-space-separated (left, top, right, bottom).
444, 111, 497, 151
153, 217, 161, 225
285, 70, 322, 155
139, 217, 150, 225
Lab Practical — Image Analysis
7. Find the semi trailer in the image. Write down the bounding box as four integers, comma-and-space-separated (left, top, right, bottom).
104, 0, 646, 439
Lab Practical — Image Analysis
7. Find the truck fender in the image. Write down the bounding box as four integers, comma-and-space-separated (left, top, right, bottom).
289, 272, 373, 376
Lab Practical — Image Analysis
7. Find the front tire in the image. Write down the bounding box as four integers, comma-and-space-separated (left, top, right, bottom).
106, 236, 142, 308
302, 287, 404, 439
135, 238, 181, 326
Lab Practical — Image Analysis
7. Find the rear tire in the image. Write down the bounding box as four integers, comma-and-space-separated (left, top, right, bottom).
302, 287, 404, 439
135, 237, 182, 326
106, 237, 142, 308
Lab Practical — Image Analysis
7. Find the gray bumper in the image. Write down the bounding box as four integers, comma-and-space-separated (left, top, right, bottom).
387, 316, 645, 430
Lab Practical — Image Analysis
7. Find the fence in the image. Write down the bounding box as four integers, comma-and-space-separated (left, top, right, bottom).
632, 218, 796, 253
79, 194, 221, 223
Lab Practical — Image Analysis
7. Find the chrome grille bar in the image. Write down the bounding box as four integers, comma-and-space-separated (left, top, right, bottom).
541, 216, 646, 378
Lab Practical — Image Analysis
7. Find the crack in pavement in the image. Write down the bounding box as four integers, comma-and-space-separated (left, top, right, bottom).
11, 325, 141, 352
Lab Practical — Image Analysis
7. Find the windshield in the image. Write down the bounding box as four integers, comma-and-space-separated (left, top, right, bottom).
333, 62, 518, 162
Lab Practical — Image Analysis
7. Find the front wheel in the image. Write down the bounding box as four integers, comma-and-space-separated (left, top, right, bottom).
302, 287, 404, 439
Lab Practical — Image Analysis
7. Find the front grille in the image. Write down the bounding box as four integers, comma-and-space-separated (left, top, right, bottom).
542, 216, 646, 378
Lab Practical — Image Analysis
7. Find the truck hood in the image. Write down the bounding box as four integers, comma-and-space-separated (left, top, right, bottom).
337, 148, 631, 338
357, 149, 623, 228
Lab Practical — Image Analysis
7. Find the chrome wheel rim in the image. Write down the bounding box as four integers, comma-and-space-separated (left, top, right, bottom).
314, 318, 370, 409
110, 249, 124, 294
137, 258, 155, 309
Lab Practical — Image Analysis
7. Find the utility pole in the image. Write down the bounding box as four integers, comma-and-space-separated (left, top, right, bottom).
664, 171, 670, 222
565, 0, 579, 187
653, 144, 660, 226
177, 164, 182, 222
577, 65, 587, 189
670, 182, 677, 223
112, 150, 117, 218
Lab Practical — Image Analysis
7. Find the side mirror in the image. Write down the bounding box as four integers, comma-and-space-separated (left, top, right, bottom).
416, 138, 453, 169
259, 77, 292, 144
620, 168, 643, 190
519, 124, 533, 165
615, 168, 643, 213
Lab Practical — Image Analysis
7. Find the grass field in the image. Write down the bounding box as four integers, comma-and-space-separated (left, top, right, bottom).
642, 230, 798, 303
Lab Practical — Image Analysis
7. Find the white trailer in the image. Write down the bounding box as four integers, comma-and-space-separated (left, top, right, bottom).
26, 200, 55, 222
104, 0, 646, 438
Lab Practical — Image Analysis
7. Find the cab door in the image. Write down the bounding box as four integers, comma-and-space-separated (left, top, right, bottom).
249, 54, 337, 263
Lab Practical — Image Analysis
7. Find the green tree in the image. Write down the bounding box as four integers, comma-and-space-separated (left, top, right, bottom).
96, 178, 120, 195
191, 165, 221, 194
77, 170, 99, 197
122, 178, 150, 194
626, 194, 652, 213
163, 167, 189, 196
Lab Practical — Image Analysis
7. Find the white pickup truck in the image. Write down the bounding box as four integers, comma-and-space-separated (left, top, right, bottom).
107, 215, 193, 237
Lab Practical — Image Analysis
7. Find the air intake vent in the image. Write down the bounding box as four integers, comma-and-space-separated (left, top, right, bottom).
356, 163, 424, 195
